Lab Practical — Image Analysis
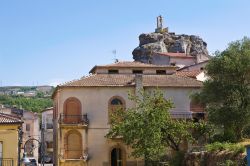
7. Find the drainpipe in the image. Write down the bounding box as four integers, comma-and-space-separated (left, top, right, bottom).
18, 126, 23, 166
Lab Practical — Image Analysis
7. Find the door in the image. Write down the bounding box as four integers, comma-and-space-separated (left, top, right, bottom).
111, 148, 123, 166
64, 98, 81, 124
66, 131, 82, 159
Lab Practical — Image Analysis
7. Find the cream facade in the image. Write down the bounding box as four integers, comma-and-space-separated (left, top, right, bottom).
53, 61, 203, 166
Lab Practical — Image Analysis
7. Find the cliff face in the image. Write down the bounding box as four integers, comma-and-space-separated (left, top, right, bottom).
132, 32, 209, 62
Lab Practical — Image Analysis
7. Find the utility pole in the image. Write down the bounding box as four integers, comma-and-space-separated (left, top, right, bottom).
41, 125, 45, 166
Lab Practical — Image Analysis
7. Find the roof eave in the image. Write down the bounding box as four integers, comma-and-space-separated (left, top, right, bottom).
89, 65, 97, 74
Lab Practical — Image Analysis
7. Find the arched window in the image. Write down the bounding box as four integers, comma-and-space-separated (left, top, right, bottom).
63, 97, 82, 124
110, 147, 125, 166
64, 130, 82, 159
108, 96, 125, 122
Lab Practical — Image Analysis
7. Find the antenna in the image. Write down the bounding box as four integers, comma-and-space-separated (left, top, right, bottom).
112, 49, 118, 63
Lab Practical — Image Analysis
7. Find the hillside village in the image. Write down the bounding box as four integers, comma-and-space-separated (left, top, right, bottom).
0, 86, 54, 97
0, 16, 250, 166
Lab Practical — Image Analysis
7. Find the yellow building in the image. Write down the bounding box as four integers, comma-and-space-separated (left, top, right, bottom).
0, 113, 23, 166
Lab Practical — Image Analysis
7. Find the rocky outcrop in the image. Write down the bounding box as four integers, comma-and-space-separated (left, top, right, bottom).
133, 32, 209, 62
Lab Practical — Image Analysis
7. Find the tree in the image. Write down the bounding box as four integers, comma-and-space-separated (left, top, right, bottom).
106, 90, 193, 163
0, 94, 53, 113
194, 37, 250, 141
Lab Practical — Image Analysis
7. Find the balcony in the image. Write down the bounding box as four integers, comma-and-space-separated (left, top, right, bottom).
0, 158, 14, 166
59, 114, 89, 128
59, 149, 88, 162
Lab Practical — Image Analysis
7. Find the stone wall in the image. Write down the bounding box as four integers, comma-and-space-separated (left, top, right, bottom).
184, 151, 246, 166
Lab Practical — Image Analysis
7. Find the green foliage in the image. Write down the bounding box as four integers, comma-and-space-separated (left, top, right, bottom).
242, 124, 250, 138
194, 37, 250, 141
169, 151, 185, 166
0, 94, 53, 113
106, 90, 194, 162
211, 132, 237, 143
218, 160, 237, 166
19, 86, 36, 92
36, 91, 45, 98
205, 142, 245, 154
192, 121, 214, 141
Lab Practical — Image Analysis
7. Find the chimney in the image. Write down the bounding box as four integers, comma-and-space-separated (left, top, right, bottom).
135, 74, 143, 99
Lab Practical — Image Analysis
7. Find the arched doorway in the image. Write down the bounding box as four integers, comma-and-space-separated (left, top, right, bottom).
65, 130, 82, 159
111, 147, 125, 166
63, 97, 81, 124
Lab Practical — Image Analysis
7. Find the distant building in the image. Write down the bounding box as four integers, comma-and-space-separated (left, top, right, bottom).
175, 60, 210, 82
22, 110, 40, 161
23, 91, 36, 97
151, 52, 210, 68
0, 106, 40, 162
0, 113, 23, 166
42, 107, 54, 163
36, 86, 53, 94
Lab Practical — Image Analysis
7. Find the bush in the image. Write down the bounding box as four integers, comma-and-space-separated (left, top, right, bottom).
210, 130, 237, 143
205, 142, 245, 154
169, 151, 185, 166
218, 160, 237, 166
243, 124, 250, 138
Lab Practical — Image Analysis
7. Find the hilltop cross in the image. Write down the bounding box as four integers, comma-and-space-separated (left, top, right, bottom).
155, 15, 168, 33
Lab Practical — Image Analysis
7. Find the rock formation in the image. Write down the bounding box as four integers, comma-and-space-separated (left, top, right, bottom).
132, 16, 209, 62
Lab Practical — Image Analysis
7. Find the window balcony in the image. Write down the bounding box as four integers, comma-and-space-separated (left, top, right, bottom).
59, 149, 88, 162
59, 114, 89, 127
0, 158, 14, 166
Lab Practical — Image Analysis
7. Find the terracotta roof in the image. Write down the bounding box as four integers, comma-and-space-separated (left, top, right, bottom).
89, 61, 177, 73
155, 52, 195, 58
0, 113, 23, 124
177, 60, 209, 71
99, 61, 173, 67
175, 70, 202, 78
59, 74, 202, 88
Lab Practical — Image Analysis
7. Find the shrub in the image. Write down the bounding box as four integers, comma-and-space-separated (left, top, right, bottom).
210, 130, 237, 143
218, 160, 237, 166
205, 142, 245, 154
243, 124, 250, 138
169, 151, 185, 166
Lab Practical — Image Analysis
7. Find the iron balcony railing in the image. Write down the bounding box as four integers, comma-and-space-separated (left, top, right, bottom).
60, 149, 88, 161
59, 114, 89, 125
0, 158, 14, 166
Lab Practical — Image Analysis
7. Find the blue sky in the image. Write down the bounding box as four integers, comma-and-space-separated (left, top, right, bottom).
0, 0, 249, 86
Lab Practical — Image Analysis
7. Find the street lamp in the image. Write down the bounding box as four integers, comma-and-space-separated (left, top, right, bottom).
22, 138, 45, 166
22, 152, 30, 164
22, 126, 45, 166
